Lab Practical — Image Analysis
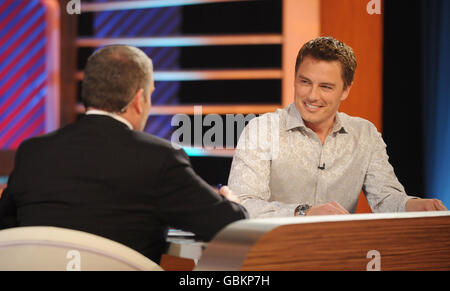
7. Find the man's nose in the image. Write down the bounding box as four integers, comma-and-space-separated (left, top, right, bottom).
305, 85, 320, 102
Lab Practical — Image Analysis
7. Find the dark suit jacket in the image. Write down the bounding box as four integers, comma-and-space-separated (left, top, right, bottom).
0, 115, 247, 263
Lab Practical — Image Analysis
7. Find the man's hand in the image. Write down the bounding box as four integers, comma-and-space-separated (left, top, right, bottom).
218, 185, 241, 204
305, 201, 350, 216
405, 198, 448, 212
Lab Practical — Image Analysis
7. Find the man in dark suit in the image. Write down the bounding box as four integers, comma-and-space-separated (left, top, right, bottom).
0, 45, 248, 263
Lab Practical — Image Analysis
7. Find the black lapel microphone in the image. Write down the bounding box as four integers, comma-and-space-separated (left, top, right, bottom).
318, 163, 326, 170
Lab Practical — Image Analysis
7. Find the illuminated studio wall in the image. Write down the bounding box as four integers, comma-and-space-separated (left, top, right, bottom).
0, 0, 449, 206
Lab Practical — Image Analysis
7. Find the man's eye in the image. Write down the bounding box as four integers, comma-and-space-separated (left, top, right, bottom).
321, 85, 332, 90
301, 79, 310, 84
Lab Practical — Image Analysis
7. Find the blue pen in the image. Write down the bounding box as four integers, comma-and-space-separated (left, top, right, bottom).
217, 184, 222, 190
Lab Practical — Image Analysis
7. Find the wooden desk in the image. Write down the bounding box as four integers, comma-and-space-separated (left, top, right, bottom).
160, 234, 204, 271
196, 211, 450, 271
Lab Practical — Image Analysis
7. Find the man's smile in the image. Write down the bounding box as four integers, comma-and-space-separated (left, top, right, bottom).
303, 101, 324, 112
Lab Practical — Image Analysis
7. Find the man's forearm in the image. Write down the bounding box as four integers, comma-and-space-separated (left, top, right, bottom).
241, 197, 298, 218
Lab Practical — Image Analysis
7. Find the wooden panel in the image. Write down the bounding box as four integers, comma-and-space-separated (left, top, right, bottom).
160, 254, 195, 271
241, 215, 450, 271
0, 150, 15, 176
282, 0, 320, 106
60, 0, 78, 127
43, 0, 60, 132
321, 0, 383, 213
355, 190, 372, 213
321, 0, 383, 131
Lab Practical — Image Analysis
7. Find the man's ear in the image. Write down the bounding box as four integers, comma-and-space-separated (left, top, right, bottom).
340, 82, 353, 101
131, 88, 145, 114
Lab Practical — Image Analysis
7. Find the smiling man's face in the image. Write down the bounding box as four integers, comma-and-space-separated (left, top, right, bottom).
294, 55, 352, 131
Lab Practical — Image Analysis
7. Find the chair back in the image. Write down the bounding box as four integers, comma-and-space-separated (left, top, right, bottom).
0, 226, 163, 271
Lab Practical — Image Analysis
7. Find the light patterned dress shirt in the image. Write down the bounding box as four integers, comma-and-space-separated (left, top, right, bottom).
228, 103, 415, 218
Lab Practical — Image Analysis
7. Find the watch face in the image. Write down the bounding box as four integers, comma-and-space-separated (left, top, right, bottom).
295, 204, 311, 216
300, 205, 311, 211
299, 205, 308, 211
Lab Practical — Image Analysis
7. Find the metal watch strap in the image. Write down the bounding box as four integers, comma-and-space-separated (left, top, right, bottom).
295, 204, 311, 216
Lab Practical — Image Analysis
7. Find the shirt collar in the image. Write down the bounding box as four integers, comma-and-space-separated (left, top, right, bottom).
85, 109, 134, 130
285, 103, 348, 134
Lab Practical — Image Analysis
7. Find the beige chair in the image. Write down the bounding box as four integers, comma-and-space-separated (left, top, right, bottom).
0, 226, 163, 271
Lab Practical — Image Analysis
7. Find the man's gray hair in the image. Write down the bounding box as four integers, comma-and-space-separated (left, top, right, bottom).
81, 45, 153, 113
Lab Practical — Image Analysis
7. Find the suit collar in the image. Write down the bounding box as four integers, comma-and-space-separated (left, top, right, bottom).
85, 109, 133, 130
80, 114, 133, 131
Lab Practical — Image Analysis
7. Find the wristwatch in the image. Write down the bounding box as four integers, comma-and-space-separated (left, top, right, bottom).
294, 204, 311, 216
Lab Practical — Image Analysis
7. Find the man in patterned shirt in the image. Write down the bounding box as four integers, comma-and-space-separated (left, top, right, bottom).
228, 37, 447, 218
